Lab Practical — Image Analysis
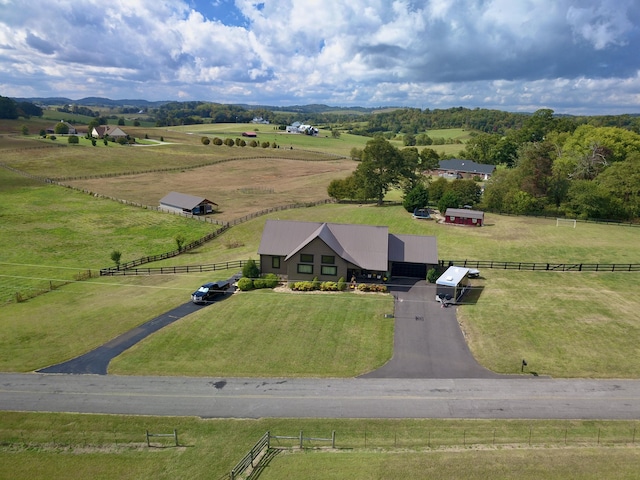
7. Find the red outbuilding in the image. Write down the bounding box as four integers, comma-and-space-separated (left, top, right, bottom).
443, 208, 484, 227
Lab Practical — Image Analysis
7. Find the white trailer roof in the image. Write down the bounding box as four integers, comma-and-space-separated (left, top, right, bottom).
436, 266, 470, 286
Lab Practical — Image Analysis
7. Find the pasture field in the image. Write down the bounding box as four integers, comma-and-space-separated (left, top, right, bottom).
1, 412, 639, 480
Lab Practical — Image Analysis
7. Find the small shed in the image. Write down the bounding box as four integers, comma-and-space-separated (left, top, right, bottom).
435, 266, 471, 304
242, 131, 257, 137
160, 192, 218, 215
444, 208, 484, 227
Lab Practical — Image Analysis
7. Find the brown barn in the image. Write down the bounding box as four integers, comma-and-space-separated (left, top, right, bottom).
443, 208, 484, 227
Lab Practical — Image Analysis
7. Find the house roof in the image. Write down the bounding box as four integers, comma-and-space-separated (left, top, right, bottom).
388, 234, 438, 264
437, 159, 496, 175
436, 266, 470, 286
259, 220, 390, 271
259, 220, 438, 270
93, 125, 127, 137
159, 191, 218, 210
444, 208, 484, 219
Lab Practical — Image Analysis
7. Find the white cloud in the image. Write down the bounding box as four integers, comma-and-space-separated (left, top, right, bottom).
0, 0, 639, 114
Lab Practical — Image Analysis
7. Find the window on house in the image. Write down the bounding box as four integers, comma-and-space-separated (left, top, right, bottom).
321, 255, 335, 264
297, 264, 313, 274
321, 265, 337, 276
272, 256, 281, 269
300, 254, 314, 263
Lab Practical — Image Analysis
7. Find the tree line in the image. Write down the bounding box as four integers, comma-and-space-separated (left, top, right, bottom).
328, 109, 640, 222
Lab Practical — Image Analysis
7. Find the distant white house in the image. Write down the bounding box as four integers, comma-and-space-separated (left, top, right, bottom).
91, 125, 128, 139
285, 122, 318, 135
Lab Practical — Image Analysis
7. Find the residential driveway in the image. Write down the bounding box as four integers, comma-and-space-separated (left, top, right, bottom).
38, 275, 241, 375
361, 279, 506, 379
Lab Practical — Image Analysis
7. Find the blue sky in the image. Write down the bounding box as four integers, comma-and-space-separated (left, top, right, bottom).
1, 0, 639, 114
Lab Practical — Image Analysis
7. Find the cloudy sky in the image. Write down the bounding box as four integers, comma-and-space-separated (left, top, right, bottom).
1, 0, 639, 114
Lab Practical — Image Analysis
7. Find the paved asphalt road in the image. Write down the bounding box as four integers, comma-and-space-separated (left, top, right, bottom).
1, 373, 640, 419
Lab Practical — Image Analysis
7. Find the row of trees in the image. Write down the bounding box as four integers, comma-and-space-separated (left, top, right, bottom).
201, 136, 279, 148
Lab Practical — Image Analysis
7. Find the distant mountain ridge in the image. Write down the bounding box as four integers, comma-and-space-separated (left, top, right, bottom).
12, 96, 169, 108
11, 97, 388, 114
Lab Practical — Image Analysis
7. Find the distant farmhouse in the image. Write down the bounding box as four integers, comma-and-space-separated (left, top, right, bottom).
159, 192, 218, 215
258, 220, 438, 282
285, 122, 319, 135
91, 125, 128, 140
433, 159, 496, 180
46, 121, 77, 135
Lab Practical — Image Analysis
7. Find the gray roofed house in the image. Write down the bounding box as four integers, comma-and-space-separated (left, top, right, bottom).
91, 125, 128, 139
258, 220, 438, 282
434, 159, 496, 179
159, 192, 218, 215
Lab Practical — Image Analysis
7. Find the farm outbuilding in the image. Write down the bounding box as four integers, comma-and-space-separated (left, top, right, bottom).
159, 192, 218, 215
435, 266, 471, 304
444, 208, 484, 227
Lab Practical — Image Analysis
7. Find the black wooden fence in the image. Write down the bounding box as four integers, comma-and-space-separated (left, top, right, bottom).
101, 260, 247, 276
440, 260, 640, 272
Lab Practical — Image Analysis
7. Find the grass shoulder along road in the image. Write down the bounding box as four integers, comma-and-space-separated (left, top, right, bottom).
1, 412, 639, 480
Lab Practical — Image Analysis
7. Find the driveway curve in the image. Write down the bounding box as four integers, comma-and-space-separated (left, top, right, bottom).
37, 301, 209, 374
361, 279, 506, 379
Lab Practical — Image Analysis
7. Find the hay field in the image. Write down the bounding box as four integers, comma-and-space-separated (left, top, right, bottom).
66, 157, 356, 222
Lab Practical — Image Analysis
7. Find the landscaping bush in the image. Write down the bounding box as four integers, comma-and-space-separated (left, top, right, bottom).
312, 276, 321, 290
291, 281, 315, 291
357, 283, 388, 293
427, 267, 439, 284
337, 277, 346, 291
237, 277, 254, 291
253, 278, 266, 289
242, 259, 260, 278
263, 273, 279, 288
320, 281, 338, 291
67, 135, 79, 144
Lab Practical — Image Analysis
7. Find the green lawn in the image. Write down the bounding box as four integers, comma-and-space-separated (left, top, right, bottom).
110, 289, 393, 377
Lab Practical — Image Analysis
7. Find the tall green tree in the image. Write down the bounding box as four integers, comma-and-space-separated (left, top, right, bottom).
54, 122, 69, 134
0, 96, 18, 119
402, 183, 429, 213
595, 152, 640, 219
353, 137, 407, 205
